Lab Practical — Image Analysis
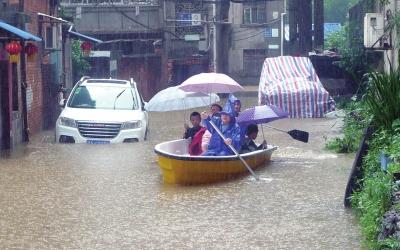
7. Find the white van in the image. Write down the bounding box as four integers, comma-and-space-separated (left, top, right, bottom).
55, 77, 148, 144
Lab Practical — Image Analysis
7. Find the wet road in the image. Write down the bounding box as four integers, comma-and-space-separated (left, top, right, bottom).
0, 96, 361, 249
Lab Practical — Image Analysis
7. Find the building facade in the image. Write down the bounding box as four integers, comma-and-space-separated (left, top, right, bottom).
228, 0, 284, 84
0, 0, 61, 150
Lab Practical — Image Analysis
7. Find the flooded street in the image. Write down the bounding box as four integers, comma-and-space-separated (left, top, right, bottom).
0, 96, 361, 249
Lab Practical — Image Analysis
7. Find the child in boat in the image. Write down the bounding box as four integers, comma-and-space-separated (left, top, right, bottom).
210, 103, 222, 117
183, 112, 202, 140
240, 124, 267, 153
233, 99, 241, 117
201, 111, 242, 156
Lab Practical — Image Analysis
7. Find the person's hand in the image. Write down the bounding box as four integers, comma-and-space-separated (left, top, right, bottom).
201, 111, 209, 120
224, 138, 232, 146
184, 123, 189, 130
261, 139, 267, 149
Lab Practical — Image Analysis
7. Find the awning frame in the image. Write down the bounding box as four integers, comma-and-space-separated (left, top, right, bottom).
0, 20, 42, 41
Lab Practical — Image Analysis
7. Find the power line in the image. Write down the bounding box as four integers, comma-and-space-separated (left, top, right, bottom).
232, 29, 265, 41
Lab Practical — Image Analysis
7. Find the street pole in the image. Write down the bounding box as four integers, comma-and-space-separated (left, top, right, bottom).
281, 12, 286, 56
212, 2, 218, 72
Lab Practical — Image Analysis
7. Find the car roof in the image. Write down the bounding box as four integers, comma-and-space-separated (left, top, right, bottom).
79, 78, 134, 88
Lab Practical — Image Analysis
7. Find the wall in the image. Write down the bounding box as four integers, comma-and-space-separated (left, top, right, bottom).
24, 0, 55, 134
228, 0, 284, 84
64, 5, 161, 33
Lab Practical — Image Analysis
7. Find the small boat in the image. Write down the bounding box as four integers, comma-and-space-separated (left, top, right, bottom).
154, 139, 277, 185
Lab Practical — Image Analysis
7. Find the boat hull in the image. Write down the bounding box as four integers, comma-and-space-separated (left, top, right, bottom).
154, 139, 277, 185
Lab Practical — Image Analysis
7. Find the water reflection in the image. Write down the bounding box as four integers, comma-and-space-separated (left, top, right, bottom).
0, 96, 360, 249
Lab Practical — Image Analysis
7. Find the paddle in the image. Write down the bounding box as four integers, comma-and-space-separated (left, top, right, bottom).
209, 121, 259, 181
262, 124, 309, 143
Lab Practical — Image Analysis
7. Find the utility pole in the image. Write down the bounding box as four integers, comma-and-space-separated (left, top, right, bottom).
314, 0, 324, 50
212, 2, 218, 72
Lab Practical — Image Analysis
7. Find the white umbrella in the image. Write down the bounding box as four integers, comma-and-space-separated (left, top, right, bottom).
179, 73, 244, 94
145, 86, 220, 112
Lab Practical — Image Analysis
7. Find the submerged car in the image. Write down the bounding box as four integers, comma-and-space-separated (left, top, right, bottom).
56, 77, 148, 144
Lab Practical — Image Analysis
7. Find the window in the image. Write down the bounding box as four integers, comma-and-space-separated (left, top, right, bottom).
243, 49, 268, 76
243, 5, 266, 24
68, 86, 138, 110
45, 25, 61, 49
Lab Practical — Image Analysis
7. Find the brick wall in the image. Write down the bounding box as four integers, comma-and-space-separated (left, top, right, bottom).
23, 0, 52, 134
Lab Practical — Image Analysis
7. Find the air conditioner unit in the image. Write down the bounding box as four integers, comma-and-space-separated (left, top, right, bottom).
364, 13, 384, 48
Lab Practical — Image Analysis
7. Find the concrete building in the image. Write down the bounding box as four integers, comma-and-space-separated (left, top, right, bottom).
228, 0, 284, 84
60, 0, 211, 100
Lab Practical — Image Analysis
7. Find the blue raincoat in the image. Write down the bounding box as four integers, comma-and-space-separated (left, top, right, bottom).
202, 114, 242, 156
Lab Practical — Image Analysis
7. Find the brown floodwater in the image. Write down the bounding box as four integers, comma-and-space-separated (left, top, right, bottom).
0, 96, 361, 249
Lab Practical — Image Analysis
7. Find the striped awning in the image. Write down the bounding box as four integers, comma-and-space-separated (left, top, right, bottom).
0, 20, 42, 41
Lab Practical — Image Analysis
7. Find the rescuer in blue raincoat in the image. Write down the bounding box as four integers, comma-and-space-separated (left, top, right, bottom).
200, 110, 242, 156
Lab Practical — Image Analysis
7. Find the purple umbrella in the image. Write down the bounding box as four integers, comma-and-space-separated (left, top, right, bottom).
237, 105, 289, 126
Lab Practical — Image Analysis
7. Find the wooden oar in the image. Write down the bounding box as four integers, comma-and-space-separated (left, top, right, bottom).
209, 121, 259, 181
262, 124, 309, 143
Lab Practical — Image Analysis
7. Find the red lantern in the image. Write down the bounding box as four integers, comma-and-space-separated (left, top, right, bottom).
80, 41, 92, 57
24, 43, 38, 62
5, 41, 22, 63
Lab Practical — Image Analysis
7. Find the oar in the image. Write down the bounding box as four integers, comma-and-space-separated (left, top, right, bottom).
209, 121, 259, 181
262, 124, 309, 143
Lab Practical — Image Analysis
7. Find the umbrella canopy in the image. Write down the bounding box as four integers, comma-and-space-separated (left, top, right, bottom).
179, 73, 244, 93
236, 105, 289, 126
145, 86, 220, 112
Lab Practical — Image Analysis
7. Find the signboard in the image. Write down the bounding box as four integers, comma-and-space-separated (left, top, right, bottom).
191, 13, 201, 26
179, 12, 191, 26
264, 28, 272, 38
324, 23, 341, 39
184, 34, 200, 41
268, 44, 279, 49
271, 28, 279, 38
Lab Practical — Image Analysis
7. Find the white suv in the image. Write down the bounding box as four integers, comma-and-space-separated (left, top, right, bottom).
55, 77, 148, 144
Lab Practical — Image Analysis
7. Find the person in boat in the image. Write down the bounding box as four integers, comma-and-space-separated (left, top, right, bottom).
240, 124, 267, 154
201, 111, 242, 156
183, 111, 202, 140
233, 99, 241, 117
201, 103, 223, 152
210, 103, 222, 117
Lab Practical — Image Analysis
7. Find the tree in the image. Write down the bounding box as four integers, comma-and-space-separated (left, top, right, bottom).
71, 40, 91, 83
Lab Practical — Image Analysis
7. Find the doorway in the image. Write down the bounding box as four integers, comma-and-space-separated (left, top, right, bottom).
0, 61, 10, 150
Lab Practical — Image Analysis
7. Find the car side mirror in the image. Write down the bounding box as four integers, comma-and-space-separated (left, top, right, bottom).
142, 102, 147, 111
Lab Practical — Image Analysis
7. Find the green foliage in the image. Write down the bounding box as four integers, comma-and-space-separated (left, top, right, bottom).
363, 70, 400, 130
353, 172, 393, 249
325, 100, 369, 153
380, 237, 400, 250
325, 23, 368, 89
71, 40, 91, 83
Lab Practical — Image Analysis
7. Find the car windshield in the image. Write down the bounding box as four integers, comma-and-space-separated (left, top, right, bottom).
68, 85, 139, 110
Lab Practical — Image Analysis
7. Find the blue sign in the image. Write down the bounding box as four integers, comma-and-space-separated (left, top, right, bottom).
324, 23, 341, 39
264, 28, 272, 38
179, 12, 191, 26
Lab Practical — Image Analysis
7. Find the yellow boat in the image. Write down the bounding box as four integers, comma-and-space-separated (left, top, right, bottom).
154, 139, 277, 185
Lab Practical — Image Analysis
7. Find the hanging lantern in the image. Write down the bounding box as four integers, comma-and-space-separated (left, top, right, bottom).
24, 42, 38, 62
80, 41, 92, 57
5, 41, 22, 63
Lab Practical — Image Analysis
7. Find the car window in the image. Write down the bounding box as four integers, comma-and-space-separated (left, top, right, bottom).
68, 85, 138, 110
